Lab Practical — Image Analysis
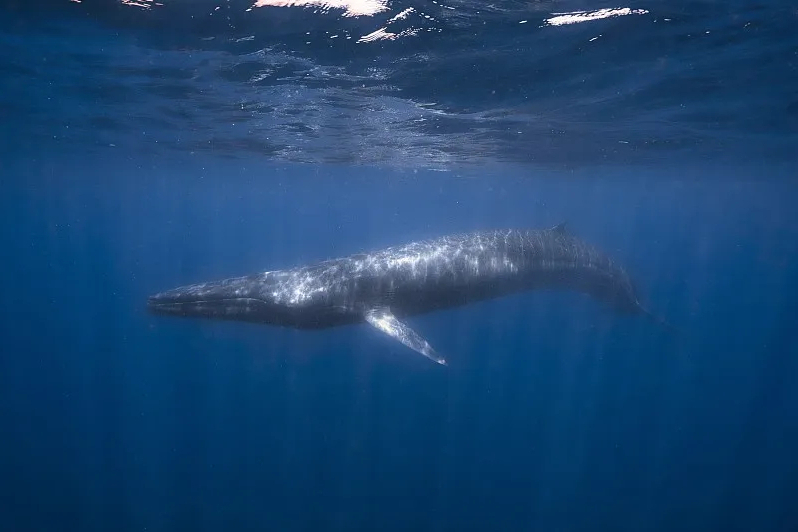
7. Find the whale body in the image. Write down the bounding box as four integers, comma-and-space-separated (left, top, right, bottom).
148, 224, 661, 365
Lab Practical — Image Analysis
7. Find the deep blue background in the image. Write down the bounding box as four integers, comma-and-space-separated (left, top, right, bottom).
2, 155, 797, 531
2, 0, 798, 530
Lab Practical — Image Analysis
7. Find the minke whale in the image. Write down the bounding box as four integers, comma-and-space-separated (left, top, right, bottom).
147, 224, 667, 365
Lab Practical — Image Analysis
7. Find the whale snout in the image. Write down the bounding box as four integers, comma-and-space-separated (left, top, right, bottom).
147, 278, 267, 320
147, 288, 214, 317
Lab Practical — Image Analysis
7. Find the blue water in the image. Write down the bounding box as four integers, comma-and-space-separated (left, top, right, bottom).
2, 1, 797, 531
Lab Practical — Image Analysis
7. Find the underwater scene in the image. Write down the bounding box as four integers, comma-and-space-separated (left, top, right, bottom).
1, 1, 797, 531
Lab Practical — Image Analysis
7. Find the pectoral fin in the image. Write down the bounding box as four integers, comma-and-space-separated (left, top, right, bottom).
364, 308, 447, 366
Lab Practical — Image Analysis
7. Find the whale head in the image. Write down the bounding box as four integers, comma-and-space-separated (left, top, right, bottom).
147, 274, 282, 324
147, 271, 354, 329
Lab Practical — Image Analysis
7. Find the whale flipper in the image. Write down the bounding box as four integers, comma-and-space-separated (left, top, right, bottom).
364, 308, 447, 366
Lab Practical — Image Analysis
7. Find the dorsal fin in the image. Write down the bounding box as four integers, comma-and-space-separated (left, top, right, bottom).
550, 222, 569, 235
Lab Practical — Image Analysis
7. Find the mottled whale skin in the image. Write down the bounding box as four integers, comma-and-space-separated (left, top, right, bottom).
147, 224, 659, 365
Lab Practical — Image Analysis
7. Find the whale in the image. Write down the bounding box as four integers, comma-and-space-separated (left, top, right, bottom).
147, 224, 666, 365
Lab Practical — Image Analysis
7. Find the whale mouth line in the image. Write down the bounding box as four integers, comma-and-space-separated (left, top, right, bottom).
147, 296, 266, 313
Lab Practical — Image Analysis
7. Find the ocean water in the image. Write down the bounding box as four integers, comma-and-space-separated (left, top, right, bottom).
1, 1, 797, 531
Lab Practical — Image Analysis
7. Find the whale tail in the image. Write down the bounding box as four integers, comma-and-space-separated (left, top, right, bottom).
638, 303, 677, 335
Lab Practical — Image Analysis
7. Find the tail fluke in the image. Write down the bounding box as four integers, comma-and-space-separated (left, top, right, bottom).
640, 305, 678, 335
